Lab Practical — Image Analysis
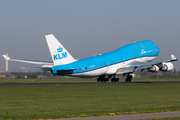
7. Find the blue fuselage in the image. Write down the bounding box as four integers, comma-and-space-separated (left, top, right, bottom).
52, 40, 160, 76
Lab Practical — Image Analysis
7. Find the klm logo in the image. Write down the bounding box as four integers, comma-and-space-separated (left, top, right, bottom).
53, 46, 67, 60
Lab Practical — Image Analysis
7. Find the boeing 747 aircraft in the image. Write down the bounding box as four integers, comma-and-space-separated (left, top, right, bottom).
3, 34, 178, 82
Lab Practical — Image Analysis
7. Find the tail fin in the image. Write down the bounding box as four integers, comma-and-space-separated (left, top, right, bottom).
45, 34, 76, 65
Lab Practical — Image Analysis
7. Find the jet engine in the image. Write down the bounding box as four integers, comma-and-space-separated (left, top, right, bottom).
160, 62, 173, 72
148, 65, 159, 72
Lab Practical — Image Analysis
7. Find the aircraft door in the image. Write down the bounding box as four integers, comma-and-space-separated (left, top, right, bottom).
151, 49, 154, 55
106, 61, 109, 67
140, 43, 145, 51
139, 43, 145, 57
122, 57, 125, 64
151, 43, 156, 55
82, 67, 85, 72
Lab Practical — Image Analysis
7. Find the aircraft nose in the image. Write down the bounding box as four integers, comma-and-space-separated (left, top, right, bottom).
154, 44, 160, 55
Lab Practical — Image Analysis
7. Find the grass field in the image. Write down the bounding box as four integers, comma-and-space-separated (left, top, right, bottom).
0, 82, 180, 119
0, 78, 180, 83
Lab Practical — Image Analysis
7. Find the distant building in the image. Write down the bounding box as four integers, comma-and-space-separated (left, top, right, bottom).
0, 71, 11, 77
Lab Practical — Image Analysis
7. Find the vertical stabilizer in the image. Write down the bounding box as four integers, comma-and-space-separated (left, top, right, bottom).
45, 34, 76, 65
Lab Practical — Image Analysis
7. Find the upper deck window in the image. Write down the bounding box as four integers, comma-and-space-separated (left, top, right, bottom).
144, 44, 150, 47
134, 46, 141, 49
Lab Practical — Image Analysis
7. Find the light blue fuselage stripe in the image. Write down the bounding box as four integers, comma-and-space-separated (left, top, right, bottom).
52, 40, 160, 75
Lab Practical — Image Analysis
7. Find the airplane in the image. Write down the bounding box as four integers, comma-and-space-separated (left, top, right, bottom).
3, 34, 178, 82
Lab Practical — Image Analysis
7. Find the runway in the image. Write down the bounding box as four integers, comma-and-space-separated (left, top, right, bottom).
0, 81, 180, 86
54, 111, 180, 120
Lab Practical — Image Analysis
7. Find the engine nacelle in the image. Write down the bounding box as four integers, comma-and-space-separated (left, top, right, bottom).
160, 62, 173, 72
148, 65, 159, 72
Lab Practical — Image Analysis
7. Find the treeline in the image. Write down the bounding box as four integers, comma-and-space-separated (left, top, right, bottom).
134, 69, 180, 78
11, 71, 53, 79
2, 69, 180, 79
16, 74, 38, 79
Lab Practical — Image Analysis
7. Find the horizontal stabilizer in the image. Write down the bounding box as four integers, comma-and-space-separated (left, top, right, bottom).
21, 67, 52, 71
2, 55, 54, 67
58, 68, 76, 71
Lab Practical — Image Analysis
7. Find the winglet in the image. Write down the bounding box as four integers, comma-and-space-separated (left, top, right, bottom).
171, 54, 178, 61
165, 54, 178, 62
2, 55, 10, 60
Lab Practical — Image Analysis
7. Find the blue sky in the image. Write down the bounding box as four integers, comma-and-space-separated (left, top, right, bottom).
0, 0, 180, 72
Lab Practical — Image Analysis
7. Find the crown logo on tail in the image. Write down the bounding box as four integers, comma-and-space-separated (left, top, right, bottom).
57, 46, 63, 53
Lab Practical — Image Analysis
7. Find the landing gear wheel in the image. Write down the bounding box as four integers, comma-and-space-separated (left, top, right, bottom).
125, 78, 128, 82
125, 74, 132, 82
97, 76, 109, 83
111, 78, 119, 83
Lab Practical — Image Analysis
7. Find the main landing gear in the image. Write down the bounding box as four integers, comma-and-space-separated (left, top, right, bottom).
111, 74, 119, 82
125, 74, 133, 82
97, 74, 133, 83
97, 76, 109, 82
111, 78, 119, 82
97, 75, 119, 82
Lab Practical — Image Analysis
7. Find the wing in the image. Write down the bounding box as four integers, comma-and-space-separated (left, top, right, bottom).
116, 54, 178, 74
21, 67, 52, 71
2, 55, 54, 68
